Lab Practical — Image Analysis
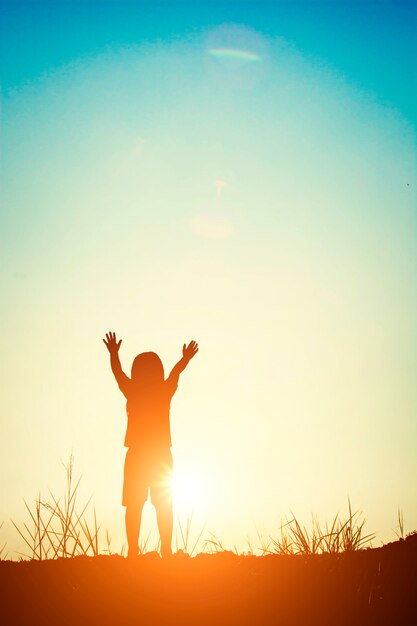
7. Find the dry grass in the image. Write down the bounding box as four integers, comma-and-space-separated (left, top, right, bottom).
255, 499, 375, 556
175, 513, 206, 556
11, 455, 105, 560
0, 522, 7, 560
10, 458, 408, 561
395, 508, 405, 540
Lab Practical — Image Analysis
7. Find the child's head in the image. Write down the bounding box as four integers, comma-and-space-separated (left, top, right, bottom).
131, 352, 164, 386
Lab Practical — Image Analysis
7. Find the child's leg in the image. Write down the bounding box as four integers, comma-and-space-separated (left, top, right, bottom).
125, 502, 145, 557
122, 448, 148, 557
151, 449, 174, 557
152, 491, 173, 558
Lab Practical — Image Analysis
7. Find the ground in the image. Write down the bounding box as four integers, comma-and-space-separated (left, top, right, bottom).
1, 534, 416, 625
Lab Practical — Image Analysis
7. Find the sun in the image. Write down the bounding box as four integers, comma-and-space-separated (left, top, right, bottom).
171, 467, 209, 513
172, 471, 197, 508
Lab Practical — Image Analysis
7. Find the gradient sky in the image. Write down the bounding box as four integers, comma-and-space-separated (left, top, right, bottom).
1, 0, 416, 557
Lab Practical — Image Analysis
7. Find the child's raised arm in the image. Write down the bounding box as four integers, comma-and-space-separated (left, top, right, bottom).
103, 331, 131, 397
167, 340, 198, 389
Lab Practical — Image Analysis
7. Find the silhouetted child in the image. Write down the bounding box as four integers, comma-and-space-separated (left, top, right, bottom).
103, 332, 198, 558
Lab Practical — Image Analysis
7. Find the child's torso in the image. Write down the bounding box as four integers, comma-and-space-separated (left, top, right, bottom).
124, 383, 173, 449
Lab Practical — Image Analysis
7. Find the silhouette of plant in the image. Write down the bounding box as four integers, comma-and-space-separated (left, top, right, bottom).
203, 532, 228, 553
11, 456, 107, 559
260, 500, 375, 556
0, 522, 7, 560
394, 508, 405, 540
175, 514, 206, 556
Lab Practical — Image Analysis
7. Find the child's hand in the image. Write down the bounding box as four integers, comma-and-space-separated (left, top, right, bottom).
182, 340, 198, 362
103, 331, 122, 354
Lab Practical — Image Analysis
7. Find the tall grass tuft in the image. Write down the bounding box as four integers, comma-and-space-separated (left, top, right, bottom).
11, 455, 107, 560
394, 508, 405, 540
0, 522, 7, 560
203, 532, 228, 553
262, 500, 375, 556
175, 514, 206, 556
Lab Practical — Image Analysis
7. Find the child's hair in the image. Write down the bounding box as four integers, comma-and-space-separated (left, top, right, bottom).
131, 352, 164, 386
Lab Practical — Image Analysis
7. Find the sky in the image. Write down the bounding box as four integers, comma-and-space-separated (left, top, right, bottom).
1, 0, 416, 557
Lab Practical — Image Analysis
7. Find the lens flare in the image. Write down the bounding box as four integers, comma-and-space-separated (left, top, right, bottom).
209, 48, 261, 62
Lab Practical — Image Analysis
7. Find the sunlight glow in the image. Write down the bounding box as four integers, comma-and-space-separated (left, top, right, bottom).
171, 467, 209, 512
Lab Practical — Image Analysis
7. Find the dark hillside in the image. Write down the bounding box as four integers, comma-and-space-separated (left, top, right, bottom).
2, 534, 416, 626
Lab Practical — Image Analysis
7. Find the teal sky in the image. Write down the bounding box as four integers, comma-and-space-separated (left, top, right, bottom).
1, 1, 416, 123
1, 1, 416, 556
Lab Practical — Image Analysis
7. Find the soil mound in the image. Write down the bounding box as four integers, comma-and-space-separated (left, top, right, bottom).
2, 534, 416, 625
